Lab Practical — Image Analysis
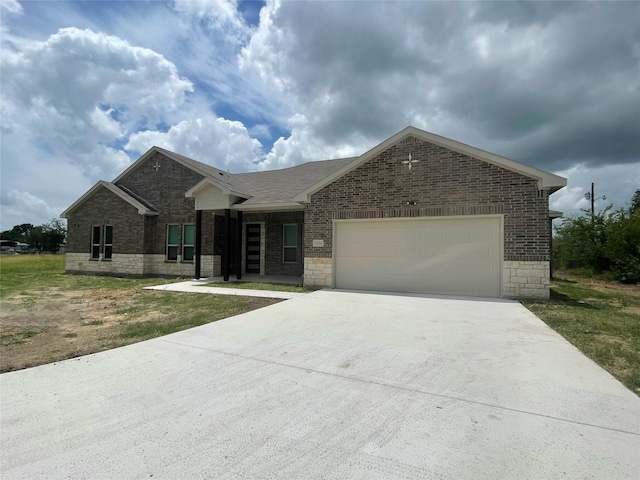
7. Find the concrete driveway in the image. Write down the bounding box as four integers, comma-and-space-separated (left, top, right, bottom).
1, 290, 639, 479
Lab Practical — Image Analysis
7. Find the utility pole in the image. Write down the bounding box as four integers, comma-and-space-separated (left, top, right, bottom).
584, 183, 606, 216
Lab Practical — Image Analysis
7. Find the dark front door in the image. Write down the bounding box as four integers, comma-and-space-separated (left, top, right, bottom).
245, 224, 261, 274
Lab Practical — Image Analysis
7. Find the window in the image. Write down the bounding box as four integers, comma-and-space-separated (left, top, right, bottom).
91, 226, 101, 259
183, 224, 194, 262
167, 225, 179, 261
103, 226, 113, 260
283, 224, 298, 263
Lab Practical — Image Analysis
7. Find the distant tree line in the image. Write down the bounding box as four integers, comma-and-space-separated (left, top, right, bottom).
0, 219, 67, 253
553, 189, 640, 283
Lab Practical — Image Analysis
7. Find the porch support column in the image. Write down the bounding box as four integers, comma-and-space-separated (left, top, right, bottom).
195, 209, 203, 279
223, 208, 230, 281
549, 216, 554, 280
236, 210, 243, 280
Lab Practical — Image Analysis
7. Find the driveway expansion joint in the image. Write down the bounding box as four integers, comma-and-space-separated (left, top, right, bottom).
160, 338, 639, 437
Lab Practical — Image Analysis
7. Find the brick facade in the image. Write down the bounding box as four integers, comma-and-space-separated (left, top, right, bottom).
66, 188, 145, 254
64, 135, 554, 296
305, 136, 549, 260
65, 151, 304, 279
243, 211, 304, 276
65, 152, 217, 277
304, 136, 551, 297
115, 152, 215, 256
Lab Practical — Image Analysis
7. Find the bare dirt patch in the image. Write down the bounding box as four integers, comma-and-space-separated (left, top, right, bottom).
1, 287, 279, 373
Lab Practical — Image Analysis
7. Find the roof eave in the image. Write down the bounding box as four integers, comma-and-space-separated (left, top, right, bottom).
184, 178, 250, 199
60, 181, 157, 218
60, 181, 109, 218
232, 201, 305, 212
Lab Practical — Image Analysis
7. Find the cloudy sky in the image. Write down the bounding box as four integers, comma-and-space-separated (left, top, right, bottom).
1, 0, 638, 231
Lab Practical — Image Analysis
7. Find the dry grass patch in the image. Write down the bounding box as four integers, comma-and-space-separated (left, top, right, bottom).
1, 255, 280, 372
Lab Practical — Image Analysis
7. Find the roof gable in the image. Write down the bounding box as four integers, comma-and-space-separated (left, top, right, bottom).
112, 146, 241, 194
293, 126, 567, 202
60, 181, 159, 218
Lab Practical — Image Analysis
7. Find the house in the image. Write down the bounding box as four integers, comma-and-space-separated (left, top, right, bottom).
61, 126, 566, 298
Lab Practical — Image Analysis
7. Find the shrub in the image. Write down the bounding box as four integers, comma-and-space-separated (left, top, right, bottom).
554, 203, 640, 284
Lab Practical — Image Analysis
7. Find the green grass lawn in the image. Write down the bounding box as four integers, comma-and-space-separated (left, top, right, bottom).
0, 254, 280, 372
0, 254, 166, 298
524, 273, 640, 395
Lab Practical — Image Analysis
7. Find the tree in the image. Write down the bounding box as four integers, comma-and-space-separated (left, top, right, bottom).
630, 189, 640, 215
2, 219, 66, 253
40, 219, 67, 253
605, 208, 640, 283
553, 190, 640, 283
0, 223, 35, 242
554, 207, 610, 272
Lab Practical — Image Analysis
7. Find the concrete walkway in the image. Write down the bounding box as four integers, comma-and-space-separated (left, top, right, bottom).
144, 279, 306, 299
1, 290, 639, 479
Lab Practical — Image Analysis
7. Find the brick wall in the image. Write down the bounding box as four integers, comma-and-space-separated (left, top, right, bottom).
66, 152, 216, 276
305, 136, 549, 262
66, 187, 145, 254
116, 152, 212, 255
244, 211, 304, 276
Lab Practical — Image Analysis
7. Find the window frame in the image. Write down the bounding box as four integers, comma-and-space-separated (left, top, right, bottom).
282, 224, 298, 263
166, 224, 180, 261
182, 224, 195, 262
103, 225, 113, 260
91, 225, 101, 260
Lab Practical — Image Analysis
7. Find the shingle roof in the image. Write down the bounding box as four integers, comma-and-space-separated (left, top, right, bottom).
60, 180, 160, 218
232, 158, 356, 204
154, 147, 355, 205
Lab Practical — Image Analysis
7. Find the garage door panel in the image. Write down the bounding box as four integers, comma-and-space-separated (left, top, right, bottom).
335, 217, 501, 297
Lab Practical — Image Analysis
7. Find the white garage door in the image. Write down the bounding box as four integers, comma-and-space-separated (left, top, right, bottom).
334, 216, 502, 297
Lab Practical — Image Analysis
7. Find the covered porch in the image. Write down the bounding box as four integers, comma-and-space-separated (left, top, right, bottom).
186, 179, 305, 282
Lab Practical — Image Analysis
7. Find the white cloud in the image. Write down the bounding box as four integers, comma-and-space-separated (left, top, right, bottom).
258, 114, 366, 170
1, 27, 194, 181
125, 116, 263, 172
4, 27, 193, 126
0, 190, 60, 226
0, 0, 22, 15
238, 0, 290, 91
173, 0, 249, 43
